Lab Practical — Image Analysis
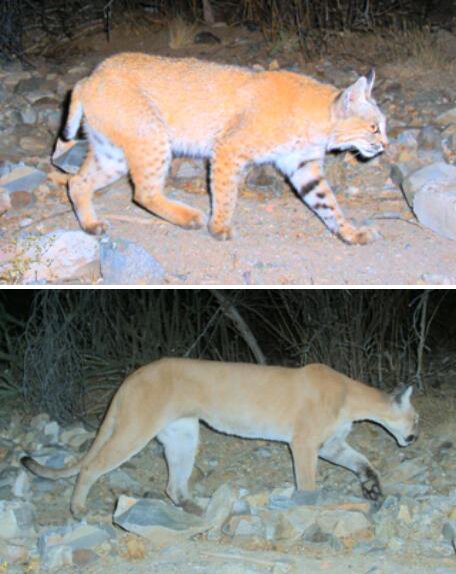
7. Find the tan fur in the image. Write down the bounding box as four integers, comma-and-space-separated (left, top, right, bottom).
22, 358, 418, 517
64, 53, 388, 243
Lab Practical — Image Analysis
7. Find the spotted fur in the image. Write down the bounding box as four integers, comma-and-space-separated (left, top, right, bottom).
65, 54, 388, 243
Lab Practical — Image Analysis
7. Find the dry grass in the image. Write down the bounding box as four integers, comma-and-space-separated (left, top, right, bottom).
168, 16, 197, 50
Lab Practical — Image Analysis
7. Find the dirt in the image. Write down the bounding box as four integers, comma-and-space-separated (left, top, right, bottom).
2, 20, 456, 284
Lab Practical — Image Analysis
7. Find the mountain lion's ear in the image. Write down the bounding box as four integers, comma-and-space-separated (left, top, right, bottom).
392, 384, 414, 409
365, 68, 375, 98
333, 76, 368, 117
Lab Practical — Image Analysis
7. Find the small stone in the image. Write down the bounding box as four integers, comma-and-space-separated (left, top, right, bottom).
417, 126, 442, 150
318, 509, 372, 540
113, 496, 206, 543
172, 159, 205, 179
436, 107, 456, 127
0, 166, 47, 194
14, 78, 57, 104
19, 229, 100, 284
13, 470, 31, 498
194, 31, 221, 44
30, 413, 50, 430
100, 236, 165, 285
20, 135, 50, 153
402, 161, 456, 203
0, 500, 35, 540
52, 139, 88, 174
223, 514, 264, 538
390, 161, 420, 187
19, 105, 37, 125
43, 421, 60, 443
107, 469, 140, 491
10, 190, 35, 210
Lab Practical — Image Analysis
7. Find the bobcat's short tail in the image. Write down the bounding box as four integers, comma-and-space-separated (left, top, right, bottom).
21, 455, 81, 479
63, 79, 86, 140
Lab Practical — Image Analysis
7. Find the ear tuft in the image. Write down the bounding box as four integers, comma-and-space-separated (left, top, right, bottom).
365, 68, 375, 98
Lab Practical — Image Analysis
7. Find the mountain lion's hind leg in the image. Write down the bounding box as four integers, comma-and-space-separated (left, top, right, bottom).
289, 160, 379, 245
157, 418, 201, 513
319, 438, 383, 503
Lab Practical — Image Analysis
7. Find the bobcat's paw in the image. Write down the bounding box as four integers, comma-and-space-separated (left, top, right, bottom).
208, 222, 234, 241
339, 223, 382, 245
83, 220, 109, 236
181, 211, 205, 230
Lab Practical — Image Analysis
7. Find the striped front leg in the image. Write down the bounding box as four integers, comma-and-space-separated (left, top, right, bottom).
290, 161, 379, 245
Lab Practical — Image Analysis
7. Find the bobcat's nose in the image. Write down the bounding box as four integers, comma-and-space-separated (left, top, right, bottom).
405, 434, 416, 444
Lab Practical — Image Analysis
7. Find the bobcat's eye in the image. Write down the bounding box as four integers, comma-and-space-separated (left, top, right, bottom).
370, 124, 380, 134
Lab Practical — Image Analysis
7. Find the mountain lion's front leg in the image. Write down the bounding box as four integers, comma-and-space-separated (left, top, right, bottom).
289, 160, 379, 245
319, 438, 383, 503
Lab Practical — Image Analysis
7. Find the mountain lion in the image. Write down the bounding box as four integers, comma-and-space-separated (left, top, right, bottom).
64, 53, 387, 244
22, 358, 418, 517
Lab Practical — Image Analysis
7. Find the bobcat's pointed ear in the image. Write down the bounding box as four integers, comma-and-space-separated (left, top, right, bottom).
365, 68, 375, 98
392, 384, 414, 409
333, 76, 368, 118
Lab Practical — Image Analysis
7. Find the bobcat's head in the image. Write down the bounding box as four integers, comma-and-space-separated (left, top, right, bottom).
328, 69, 388, 159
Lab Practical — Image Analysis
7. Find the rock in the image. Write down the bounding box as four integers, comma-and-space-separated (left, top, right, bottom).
100, 236, 165, 285
14, 78, 57, 104
173, 159, 206, 179
204, 482, 237, 531
0, 166, 46, 194
30, 413, 50, 430
43, 421, 60, 444
107, 469, 140, 491
277, 505, 319, 541
442, 520, 456, 545
413, 185, 456, 241
318, 509, 372, 541
390, 161, 421, 187
246, 165, 283, 196
395, 129, 419, 148
10, 190, 35, 210
19, 104, 37, 125
20, 135, 51, 154
401, 160, 456, 201
12, 470, 32, 498
38, 523, 114, 571
0, 538, 29, 564
0, 500, 35, 540
417, 126, 442, 151
20, 229, 100, 284
113, 496, 207, 544
60, 425, 93, 449
436, 107, 456, 127
223, 514, 264, 538
0, 189, 11, 214
194, 31, 221, 44
52, 139, 88, 174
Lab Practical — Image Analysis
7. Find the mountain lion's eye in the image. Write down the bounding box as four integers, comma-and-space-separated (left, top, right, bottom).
370, 124, 380, 134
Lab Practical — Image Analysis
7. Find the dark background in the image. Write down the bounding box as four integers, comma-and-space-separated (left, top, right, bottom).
0, 289, 454, 423
2, 0, 455, 60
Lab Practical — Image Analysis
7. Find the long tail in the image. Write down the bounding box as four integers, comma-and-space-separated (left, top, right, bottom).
21, 455, 81, 479
63, 79, 86, 140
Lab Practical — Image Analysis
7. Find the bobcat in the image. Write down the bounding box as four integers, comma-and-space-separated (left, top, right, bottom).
64, 53, 387, 244
22, 359, 418, 517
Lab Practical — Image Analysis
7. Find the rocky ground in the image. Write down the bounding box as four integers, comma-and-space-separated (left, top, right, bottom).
1, 24, 456, 284
0, 389, 455, 573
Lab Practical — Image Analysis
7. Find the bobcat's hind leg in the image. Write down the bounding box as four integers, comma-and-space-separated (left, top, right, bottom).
289, 160, 380, 244
69, 137, 128, 235
157, 418, 201, 513
119, 101, 204, 229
